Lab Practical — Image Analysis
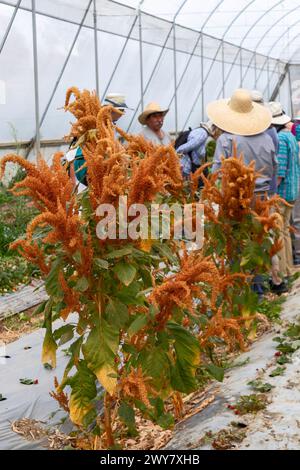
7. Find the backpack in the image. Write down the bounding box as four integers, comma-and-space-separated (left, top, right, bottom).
175, 127, 209, 186
174, 127, 193, 152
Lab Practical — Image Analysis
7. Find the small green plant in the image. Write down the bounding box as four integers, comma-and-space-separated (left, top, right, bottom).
257, 297, 285, 322
247, 380, 274, 393
269, 366, 286, 378
231, 394, 268, 415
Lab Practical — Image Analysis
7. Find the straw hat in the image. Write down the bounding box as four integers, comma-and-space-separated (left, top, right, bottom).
138, 102, 169, 125
250, 90, 264, 104
268, 101, 291, 126
206, 89, 272, 136
104, 93, 131, 110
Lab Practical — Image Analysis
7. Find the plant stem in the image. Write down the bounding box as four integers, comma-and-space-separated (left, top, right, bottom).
104, 392, 114, 448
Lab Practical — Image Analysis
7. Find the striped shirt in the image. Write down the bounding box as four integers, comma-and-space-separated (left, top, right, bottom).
277, 130, 300, 202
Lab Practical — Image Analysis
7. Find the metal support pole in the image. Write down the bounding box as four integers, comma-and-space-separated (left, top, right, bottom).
138, 1, 144, 112
201, 34, 204, 121
101, 15, 138, 102
31, 0, 40, 156
288, 66, 293, 117
93, 0, 99, 95
222, 41, 225, 98
0, 0, 22, 55
173, 23, 178, 135
26, 0, 93, 156
267, 58, 270, 100
240, 48, 243, 87
39, 0, 92, 130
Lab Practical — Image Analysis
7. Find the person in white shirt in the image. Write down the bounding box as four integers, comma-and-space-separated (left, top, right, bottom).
138, 102, 172, 146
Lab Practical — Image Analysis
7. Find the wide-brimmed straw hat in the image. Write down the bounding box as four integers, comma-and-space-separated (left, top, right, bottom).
206, 89, 272, 136
138, 102, 169, 125
268, 101, 291, 126
104, 93, 132, 110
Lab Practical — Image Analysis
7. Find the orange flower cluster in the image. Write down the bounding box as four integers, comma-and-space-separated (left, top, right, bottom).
119, 366, 157, 408
150, 251, 220, 329
50, 377, 70, 413
201, 306, 246, 351
200, 146, 259, 222
64, 86, 101, 140
64, 88, 183, 211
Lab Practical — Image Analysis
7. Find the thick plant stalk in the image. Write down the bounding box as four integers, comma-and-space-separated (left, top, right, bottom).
104, 392, 114, 448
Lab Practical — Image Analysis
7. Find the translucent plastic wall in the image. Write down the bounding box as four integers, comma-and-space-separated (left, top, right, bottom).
0, 0, 292, 159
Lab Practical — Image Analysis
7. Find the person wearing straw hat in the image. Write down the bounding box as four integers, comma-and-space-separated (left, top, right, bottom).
138, 102, 172, 146
269, 102, 300, 280
104, 93, 132, 126
208, 89, 277, 298
208, 89, 276, 195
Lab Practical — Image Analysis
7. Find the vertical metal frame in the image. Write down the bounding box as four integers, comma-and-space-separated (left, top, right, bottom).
93, 0, 99, 95
101, 14, 139, 102
138, 0, 145, 112
0, 0, 22, 55
31, 0, 40, 155
28, 0, 93, 151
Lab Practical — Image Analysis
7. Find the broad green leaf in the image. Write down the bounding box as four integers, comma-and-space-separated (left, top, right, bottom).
45, 258, 64, 301
206, 364, 224, 382
53, 324, 75, 346
118, 402, 137, 435
167, 323, 200, 394
82, 319, 119, 395
106, 247, 133, 260
94, 258, 109, 270
113, 262, 137, 286
74, 276, 89, 293
128, 314, 148, 338
157, 413, 175, 430
105, 299, 129, 329
68, 361, 97, 426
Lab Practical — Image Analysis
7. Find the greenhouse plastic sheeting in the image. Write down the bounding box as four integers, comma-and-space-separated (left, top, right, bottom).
0, 316, 76, 450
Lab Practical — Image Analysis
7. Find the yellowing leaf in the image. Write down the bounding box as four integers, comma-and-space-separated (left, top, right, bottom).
95, 364, 117, 396
42, 335, 57, 368
69, 395, 93, 426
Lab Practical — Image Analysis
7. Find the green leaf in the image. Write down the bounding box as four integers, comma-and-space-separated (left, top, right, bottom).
53, 324, 75, 346
72, 251, 82, 264
82, 319, 119, 395
20, 378, 37, 385
128, 314, 148, 337
32, 300, 47, 317
45, 258, 64, 301
118, 402, 137, 435
113, 262, 137, 287
157, 413, 175, 430
116, 281, 143, 305
269, 366, 286, 377
68, 361, 97, 426
142, 347, 170, 388
167, 323, 200, 394
105, 299, 129, 329
206, 364, 225, 382
154, 244, 178, 264
74, 276, 89, 293
94, 258, 109, 271
106, 247, 133, 260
